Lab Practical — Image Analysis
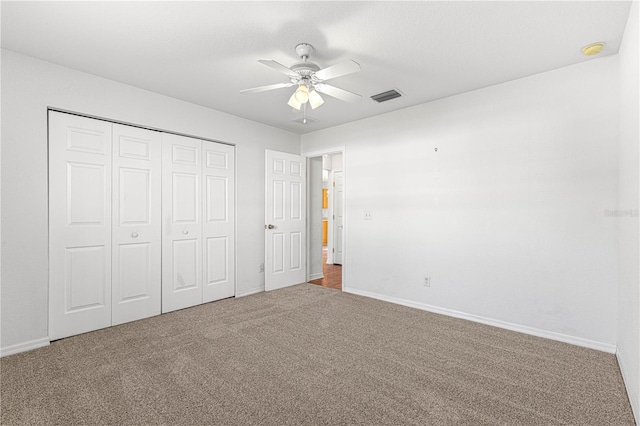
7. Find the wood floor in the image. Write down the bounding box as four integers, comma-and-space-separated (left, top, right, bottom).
309, 246, 342, 290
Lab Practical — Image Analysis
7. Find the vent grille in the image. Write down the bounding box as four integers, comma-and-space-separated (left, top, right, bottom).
371, 89, 402, 103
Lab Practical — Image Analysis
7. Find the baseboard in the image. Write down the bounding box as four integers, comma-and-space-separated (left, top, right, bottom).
617, 347, 640, 424
235, 287, 263, 298
345, 288, 617, 354
1, 337, 50, 357
307, 272, 324, 281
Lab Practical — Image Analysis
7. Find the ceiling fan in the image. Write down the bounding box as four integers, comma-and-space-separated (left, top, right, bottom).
240, 43, 362, 110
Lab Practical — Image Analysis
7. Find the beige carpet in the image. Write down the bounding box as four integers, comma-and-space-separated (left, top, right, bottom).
1, 284, 635, 425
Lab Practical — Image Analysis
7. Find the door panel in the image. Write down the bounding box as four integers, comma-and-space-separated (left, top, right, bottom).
290, 181, 302, 220
67, 163, 107, 224
64, 246, 106, 312
206, 176, 227, 221
290, 232, 302, 270
49, 112, 113, 340
117, 243, 151, 301
172, 144, 199, 165
202, 142, 235, 302
273, 180, 285, 220
272, 232, 285, 274
206, 237, 227, 284
112, 124, 161, 325
173, 173, 199, 223
172, 238, 200, 290
162, 133, 203, 312
119, 168, 150, 224
265, 150, 306, 291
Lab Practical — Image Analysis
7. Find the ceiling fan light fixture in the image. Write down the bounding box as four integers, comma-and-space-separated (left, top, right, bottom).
308, 90, 324, 109
294, 85, 309, 103
287, 93, 302, 110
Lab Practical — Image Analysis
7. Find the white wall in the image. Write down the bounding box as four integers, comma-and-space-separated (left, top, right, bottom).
302, 56, 620, 350
0, 49, 299, 352
617, 0, 640, 420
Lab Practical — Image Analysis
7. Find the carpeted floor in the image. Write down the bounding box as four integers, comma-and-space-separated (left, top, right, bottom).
1, 284, 635, 425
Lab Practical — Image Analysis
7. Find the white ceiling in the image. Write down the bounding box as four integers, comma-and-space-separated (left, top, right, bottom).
1, 1, 632, 134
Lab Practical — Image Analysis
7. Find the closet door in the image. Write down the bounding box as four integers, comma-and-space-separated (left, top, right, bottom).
111, 124, 161, 325
162, 133, 203, 313
49, 112, 113, 340
202, 142, 235, 302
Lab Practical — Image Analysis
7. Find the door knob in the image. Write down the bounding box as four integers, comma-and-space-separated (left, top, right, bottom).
183, 230, 189, 235
267, 224, 275, 229
131, 232, 139, 238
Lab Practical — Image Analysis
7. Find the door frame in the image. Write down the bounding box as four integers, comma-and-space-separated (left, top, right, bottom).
302, 146, 346, 291
331, 169, 344, 265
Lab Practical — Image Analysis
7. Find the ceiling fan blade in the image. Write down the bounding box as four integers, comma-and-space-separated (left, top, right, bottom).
240, 82, 295, 94
315, 83, 362, 103
314, 60, 361, 81
258, 59, 299, 78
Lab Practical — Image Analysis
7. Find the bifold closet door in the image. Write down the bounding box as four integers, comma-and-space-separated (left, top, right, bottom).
202, 142, 235, 303
50, 111, 235, 337
162, 133, 204, 313
111, 124, 161, 325
161, 133, 235, 312
49, 112, 113, 340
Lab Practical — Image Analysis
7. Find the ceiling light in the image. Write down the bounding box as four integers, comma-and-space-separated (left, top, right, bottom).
308, 90, 324, 109
582, 42, 605, 56
294, 85, 309, 103
288, 93, 302, 110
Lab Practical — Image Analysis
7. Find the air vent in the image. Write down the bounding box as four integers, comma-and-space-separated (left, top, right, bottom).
291, 116, 318, 125
370, 89, 403, 103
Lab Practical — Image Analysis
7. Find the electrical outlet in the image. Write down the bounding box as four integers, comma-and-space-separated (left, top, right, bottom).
259, 263, 264, 273
424, 277, 431, 287
364, 211, 373, 220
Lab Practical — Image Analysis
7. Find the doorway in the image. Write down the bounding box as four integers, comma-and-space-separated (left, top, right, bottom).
305, 148, 345, 291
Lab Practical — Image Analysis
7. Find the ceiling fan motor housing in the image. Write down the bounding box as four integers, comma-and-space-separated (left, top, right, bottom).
295, 43, 314, 60
291, 44, 321, 85
289, 62, 321, 86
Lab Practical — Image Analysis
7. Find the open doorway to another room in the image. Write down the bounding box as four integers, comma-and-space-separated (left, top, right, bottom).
307, 152, 343, 290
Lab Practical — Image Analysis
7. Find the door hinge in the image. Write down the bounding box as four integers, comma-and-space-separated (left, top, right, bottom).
333, 215, 335, 219
332, 248, 335, 253
333, 182, 335, 187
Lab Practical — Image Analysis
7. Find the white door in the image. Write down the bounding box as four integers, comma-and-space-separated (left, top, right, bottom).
202, 142, 235, 302
162, 133, 203, 313
333, 171, 344, 265
111, 124, 162, 325
49, 112, 113, 340
265, 150, 306, 291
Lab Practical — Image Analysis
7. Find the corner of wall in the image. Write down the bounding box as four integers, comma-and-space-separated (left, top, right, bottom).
617, 346, 640, 422
616, 0, 640, 422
